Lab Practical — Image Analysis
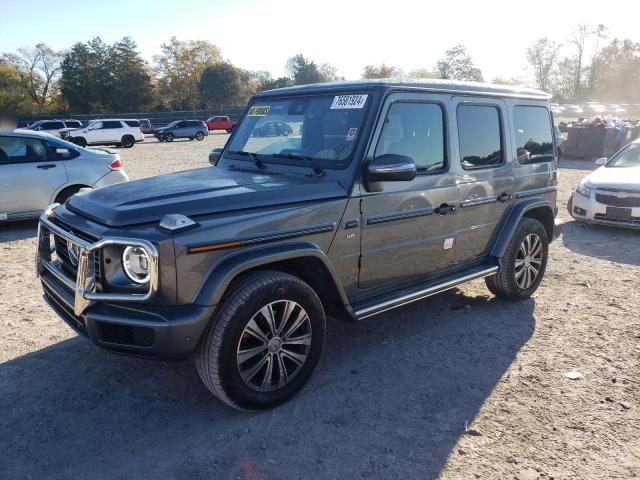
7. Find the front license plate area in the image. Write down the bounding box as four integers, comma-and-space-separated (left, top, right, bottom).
606, 207, 632, 221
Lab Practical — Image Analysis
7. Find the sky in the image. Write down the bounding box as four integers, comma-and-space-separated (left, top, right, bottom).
1, 0, 639, 82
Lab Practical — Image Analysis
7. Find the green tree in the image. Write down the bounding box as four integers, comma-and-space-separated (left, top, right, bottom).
526, 38, 561, 92
2, 43, 62, 112
589, 38, 640, 102
109, 37, 154, 112
362, 64, 398, 79
434, 45, 483, 82
284, 54, 339, 85
154, 37, 222, 109
0, 59, 31, 113
200, 62, 242, 108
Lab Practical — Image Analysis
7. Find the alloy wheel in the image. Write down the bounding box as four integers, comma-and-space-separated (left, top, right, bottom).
236, 300, 312, 392
514, 233, 543, 289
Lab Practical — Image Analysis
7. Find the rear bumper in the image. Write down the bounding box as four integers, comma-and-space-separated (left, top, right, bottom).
41, 271, 215, 360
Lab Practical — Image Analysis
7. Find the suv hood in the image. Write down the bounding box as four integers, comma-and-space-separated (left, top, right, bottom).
67, 166, 348, 227
586, 165, 640, 190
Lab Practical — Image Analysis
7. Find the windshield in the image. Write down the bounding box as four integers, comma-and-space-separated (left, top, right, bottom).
607, 143, 640, 168
227, 94, 370, 168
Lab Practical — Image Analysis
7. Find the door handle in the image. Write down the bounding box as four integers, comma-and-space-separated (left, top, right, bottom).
36, 164, 56, 170
497, 192, 512, 203
436, 203, 456, 215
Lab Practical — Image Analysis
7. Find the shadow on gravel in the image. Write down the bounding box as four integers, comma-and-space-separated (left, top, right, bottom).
0, 288, 535, 479
0, 219, 38, 243
562, 220, 640, 266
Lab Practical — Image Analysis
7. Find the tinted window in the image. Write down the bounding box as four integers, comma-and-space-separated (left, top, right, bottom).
43, 121, 65, 130
46, 141, 80, 160
0, 136, 48, 164
125, 120, 140, 127
65, 121, 82, 128
514, 106, 554, 163
375, 102, 445, 172
103, 121, 122, 129
457, 105, 503, 169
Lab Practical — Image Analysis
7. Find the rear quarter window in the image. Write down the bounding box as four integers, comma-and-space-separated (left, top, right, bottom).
125, 120, 140, 127
514, 106, 554, 164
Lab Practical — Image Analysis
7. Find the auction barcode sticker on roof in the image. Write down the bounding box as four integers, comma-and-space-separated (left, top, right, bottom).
331, 94, 368, 109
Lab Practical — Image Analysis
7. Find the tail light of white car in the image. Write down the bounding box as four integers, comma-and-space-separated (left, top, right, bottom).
109, 157, 123, 170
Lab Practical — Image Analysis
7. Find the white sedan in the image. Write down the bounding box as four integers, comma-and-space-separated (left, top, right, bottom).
569, 139, 640, 229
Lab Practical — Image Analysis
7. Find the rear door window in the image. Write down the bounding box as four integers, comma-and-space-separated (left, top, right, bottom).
514, 106, 554, 164
457, 105, 504, 169
374, 102, 446, 173
103, 121, 122, 129
65, 121, 82, 128
42, 121, 65, 130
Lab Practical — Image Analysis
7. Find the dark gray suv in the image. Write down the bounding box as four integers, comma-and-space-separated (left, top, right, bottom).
36, 80, 558, 410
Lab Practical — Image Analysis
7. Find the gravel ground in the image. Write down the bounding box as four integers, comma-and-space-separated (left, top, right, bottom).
0, 137, 638, 480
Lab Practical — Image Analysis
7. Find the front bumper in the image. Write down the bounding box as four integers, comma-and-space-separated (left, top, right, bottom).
570, 191, 640, 229
36, 206, 213, 360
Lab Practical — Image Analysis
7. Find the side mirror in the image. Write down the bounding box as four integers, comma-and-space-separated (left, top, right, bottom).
209, 147, 223, 166
367, 154, 417, 183
595, 157, 607, 166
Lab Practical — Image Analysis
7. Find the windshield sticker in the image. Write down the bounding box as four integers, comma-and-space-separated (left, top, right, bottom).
331, 94, 368, 109
346, 127, 358, 141
248, 105, 271, 116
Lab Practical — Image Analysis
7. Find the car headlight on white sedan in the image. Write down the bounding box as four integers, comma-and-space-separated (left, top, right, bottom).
122, 246, 151, 284
576, 180, 593, 198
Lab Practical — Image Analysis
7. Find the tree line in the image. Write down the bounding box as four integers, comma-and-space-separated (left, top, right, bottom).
526, 24, 640, 102
2, 30, 637, 116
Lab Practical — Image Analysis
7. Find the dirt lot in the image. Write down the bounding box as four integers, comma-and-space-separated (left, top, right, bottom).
1, 135, 638, 480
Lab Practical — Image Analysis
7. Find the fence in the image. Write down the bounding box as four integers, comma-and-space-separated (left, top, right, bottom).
16, 107, 246, 128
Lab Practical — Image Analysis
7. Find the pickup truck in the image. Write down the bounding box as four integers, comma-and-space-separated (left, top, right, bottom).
205, 116, 238, 133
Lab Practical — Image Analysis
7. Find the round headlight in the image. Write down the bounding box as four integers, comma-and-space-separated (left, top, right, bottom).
122, 246, 151, 284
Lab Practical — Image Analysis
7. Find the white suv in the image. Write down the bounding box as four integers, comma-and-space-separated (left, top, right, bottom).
62, 119, 144, 148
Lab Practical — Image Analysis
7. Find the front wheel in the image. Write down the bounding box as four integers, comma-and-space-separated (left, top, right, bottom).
195, 271, 326, 411
121, 135, 134, 148
485, 218, 548, 300
164, 133, 174, 142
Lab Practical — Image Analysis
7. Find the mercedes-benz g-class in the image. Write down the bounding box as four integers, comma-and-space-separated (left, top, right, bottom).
36, 80, 558, 410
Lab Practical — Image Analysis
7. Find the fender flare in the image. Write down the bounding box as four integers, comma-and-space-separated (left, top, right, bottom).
490, 198, 555, 259
194, 241, 350, 309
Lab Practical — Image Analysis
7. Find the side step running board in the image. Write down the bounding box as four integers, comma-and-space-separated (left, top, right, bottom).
354, 266, 498, 320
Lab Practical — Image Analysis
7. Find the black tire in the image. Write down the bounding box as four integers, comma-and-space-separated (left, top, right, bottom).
164, 133, 174, 142
72, 137, 87, 148
55, 185, 86, 205
121, 135, 134, 148
567, 195, 574, 218
226, 129, 232, 134
485, 217, 549, 301
195, 131, 205, 141
195, 270, 326, 411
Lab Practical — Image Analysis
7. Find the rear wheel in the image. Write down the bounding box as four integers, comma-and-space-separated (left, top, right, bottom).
55, 185, 85, 205
121, 135, 134, 148
485, 218, 548, 300
195, 271, 326, 411
195, 131, 205, 141
164, 133, 174, 142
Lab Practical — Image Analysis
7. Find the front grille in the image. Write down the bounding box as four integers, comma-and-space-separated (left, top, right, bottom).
594, 213, 640, 225
97, 322, 155, 347
48, 218, 102, 280
595, 193, 640, 208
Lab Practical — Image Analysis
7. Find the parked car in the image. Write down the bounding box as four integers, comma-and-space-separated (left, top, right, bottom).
0, 129, 128, 222
155, 120, 208, 142
568, 138, 640, 228
26, 119, 83, 137
36, 80, 558, 411
205, 115, 238, 133
139, 119, 154, 135
252, 121, 293, 137
554, 125, 566, 160
61, 119, 144, 148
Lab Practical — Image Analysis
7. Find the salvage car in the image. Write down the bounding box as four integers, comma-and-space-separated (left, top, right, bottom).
155, 120, 208, 142
568, 138, 640, 228
36, 80, 558, 410
62, 119, 144, 148
205, 115, 238, 133
0, 130, 128, 221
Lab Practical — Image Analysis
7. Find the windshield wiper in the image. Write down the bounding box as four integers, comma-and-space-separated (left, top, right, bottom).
272, 153, 324, 176
228, 150, 266, 170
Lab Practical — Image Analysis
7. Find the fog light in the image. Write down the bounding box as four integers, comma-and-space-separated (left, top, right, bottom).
573, 206, 587, 216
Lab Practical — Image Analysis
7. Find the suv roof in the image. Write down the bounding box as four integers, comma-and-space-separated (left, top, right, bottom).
257, 79, 551, 100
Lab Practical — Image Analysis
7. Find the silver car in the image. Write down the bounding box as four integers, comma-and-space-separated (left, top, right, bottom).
0, 129, 129, 222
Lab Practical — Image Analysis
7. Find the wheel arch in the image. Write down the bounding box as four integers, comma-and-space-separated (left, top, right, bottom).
195, 242, 354, 321
50, 183, 91, 205
490, 199, 555, 259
